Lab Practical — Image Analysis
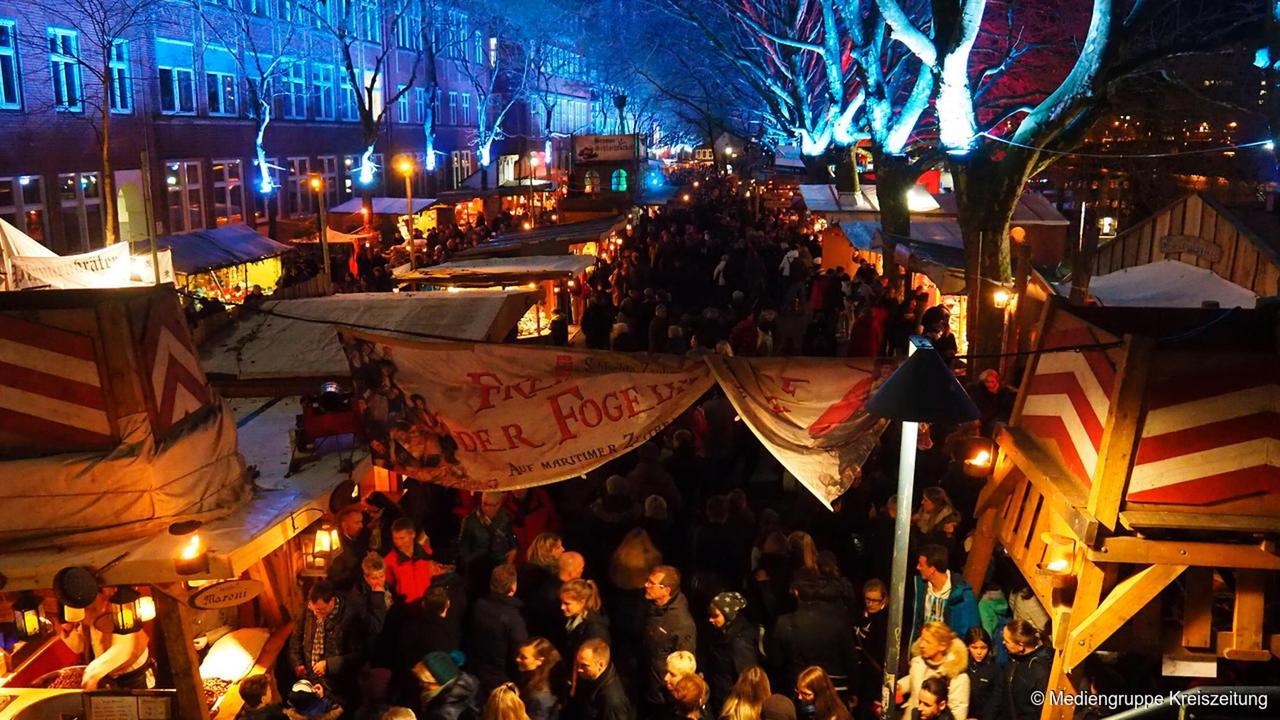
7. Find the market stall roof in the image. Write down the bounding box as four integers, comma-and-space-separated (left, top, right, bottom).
200, 290, 539, 382
1056, 259, 1258, 308
329, 197, 439, 214
636, 184, 681, 206
136, 224, 293, 275
838, 219, 966, 293
395, 254, 594, 286
799, 184, 879, 213
0, 396, 366, 590
455, 214, 626, 258
932, 191, 1069, 225
773, 143, 805, 169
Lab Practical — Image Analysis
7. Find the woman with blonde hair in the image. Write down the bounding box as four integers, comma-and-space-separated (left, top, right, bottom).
483, 682, 530, 720
720, 667, 770, 720
608, 527, 663, 590
515, 638, 562, 720
526, 533, 564, 570
895, 621, 970, 720
795, 666, 852, 720
559, 579, 610, 662
519, 532, 566, 639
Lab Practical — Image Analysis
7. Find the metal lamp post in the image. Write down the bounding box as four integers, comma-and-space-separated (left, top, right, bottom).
309, 177, 331, 283
398, 158, 415, 269
865, 337, 980, 720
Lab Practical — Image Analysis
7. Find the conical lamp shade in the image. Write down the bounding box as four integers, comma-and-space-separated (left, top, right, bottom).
866, 348, 981, 423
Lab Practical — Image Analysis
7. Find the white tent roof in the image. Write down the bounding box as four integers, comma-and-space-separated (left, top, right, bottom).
395, 255, 595, 284
1057, 260, 1258, 308
200, 290, 539, 380
330, 197, 438, 214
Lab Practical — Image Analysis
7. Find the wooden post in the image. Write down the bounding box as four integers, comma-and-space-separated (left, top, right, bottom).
1218, 570, 1271, 660
1042, 560, 1108, 720
1087, 335, 1153, 532
153, 584, 210, 720
1002, 241, 1033, 380
1064, 564, 1186, 671
963, 462, 1022, 590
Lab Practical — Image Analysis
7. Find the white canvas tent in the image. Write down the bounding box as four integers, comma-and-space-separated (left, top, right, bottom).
1057, 259, 1258, 308
201, 290, 540, 382
0, 217, 174, 290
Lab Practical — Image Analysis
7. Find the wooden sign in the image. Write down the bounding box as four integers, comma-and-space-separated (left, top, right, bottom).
188, 579, 264, 610
1159, 234, 1221, 262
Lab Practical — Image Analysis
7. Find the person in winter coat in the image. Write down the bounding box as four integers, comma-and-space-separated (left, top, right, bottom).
326, 506, 370, 593
895, 622, 970, 720
794, 666, 852, 720
703, 593, 759, 711
508, 488, 561, 555
520, 533, 567, 642
567, 639, 633, 720
643, 566, 698, 712
561, 580, 611, 664
768, 568, 858, 692
851, 579, 889, 717
913, 488, 962, 547
516, 638, 563, 720
412, 651, 480, 720
911, 545, 981, 642
982, 620, 1050, 720
963, 628, 997, 719
459, 493, 519, 597
345, 555, 392, 665
287, 582, 361, 709
385, 518, 447, 604
468, 564, 530, 696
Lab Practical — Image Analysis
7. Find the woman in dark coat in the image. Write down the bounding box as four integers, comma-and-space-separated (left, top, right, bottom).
703, 592, 760, 712
560, 579, 612, 664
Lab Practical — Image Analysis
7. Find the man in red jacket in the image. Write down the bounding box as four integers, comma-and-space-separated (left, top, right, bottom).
384, 517, 446, 604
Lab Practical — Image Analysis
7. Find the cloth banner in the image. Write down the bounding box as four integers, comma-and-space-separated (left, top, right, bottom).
338, 330, 715, 491
706, 355, 896, 508
1, 217, 171, 289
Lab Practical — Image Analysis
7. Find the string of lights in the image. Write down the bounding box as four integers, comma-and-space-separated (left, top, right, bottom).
977, 131, 1274, 159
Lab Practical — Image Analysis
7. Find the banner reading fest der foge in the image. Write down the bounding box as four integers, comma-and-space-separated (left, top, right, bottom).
339, 330, 714, 492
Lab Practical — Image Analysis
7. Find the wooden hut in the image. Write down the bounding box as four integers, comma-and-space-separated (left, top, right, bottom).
964, 298, 1280, 719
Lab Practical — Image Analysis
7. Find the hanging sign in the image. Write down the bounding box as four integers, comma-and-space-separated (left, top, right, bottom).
188, 579, 265, 610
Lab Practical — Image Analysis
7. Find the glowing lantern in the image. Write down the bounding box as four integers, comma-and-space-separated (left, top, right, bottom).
13, 592, 44, 640
175, 533, 210, 575
110, 587, 145, 634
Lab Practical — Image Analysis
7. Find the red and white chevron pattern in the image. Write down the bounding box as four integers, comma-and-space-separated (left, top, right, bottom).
0, 313, 114, 451
1128, 364, 1280, 504
1018, 322, 1119, 486
142, 299, 210, 433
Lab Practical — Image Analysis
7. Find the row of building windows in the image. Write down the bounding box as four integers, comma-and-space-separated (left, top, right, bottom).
1, 173, 104, 253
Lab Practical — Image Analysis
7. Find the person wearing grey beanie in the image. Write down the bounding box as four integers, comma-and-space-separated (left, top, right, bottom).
705, 592, 760, 710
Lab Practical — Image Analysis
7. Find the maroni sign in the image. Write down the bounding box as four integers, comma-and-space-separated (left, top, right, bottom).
1159, 234, 1221, 262
188, 579, 265, 610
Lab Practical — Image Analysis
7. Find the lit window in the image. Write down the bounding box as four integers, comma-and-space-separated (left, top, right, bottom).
212, 159, 245, 225
164, 160, 204, 233
205, 47, 238, 116
58, 172, 103, 251
396, 84, 408, 122
48, 28, 82, 111
0, 175, 48, 248
339, 71, 358, 121
584, 169, 600, 194
312, 64, 335, 120
610, 169, 628, 192
287, 157, 311, 214
0, 20, 23, 110
156, 39, 195, 114
461, 92, 470, 125
284, 61, 307, 119
108, 40, 131, 113
414, 87, 425, 124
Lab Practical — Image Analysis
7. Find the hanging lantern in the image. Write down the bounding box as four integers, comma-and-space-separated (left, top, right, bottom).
13, 592, 44, 640
304, 521, 340, 571
136, 594, 157, 623
110, 587, 145, 634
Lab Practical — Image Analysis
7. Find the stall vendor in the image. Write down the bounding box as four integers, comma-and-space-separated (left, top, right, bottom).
58, 589, 153, 690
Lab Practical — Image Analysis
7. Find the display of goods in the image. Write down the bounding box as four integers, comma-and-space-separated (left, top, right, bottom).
203, 677, 232, 708
34, 665, 86, 689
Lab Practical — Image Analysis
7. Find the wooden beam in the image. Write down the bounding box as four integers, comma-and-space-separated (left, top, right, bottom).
997, 426, 1099, 544
1218, 570, 1270, 661
1182, 568, 1214, 650
1088, 537, 1280, 570
1088, 335, 1153, 531
963, 463, 1022, 590
1042, 560, 1107, 720
1119, 510, 1280, 535
1065, 564, 1187, 671
153, 584, 211, 720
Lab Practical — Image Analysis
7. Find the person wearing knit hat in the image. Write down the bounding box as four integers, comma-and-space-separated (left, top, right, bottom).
706, 592, 760, 710
411, 651, 479, 720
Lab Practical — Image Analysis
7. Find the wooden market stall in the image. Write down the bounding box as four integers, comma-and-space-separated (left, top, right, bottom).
453, 214, 627, 260
0, 286, 372, 719
962, 298, 1280, 719
134, 225, 294, 304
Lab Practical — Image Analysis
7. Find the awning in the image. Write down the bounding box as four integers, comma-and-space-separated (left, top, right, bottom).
799, 184, 879, 213
1056, 259, 1258, 308
498, 177, 556, 191
330, 197, 439, 214
395, 254, 594, 286
455, 214, 626, 259
137, 224, 293, 275
837, 219, 967, 294
932, 191, 1069, 225
200, 290, 540, 381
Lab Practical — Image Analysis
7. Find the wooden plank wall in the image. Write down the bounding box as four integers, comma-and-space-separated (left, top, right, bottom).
1095, 195, 1280, 297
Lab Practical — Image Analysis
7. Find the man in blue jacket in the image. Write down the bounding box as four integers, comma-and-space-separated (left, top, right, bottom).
911, 544, 980, 642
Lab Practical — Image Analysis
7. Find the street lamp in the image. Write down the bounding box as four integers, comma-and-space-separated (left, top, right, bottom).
309, 177, 331, 283
865, 338, 979, 720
